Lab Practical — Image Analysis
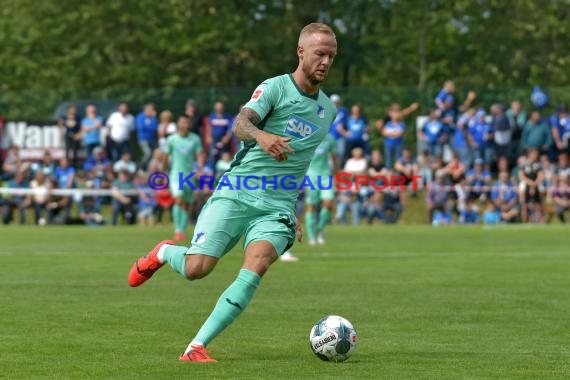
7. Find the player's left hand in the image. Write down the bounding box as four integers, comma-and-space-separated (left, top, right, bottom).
296, 221, 303, 242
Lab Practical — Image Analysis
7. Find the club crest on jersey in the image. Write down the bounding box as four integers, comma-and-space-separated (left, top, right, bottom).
251, 88, 264, 102
317, 105, 325, 119
285, 115, 319, 139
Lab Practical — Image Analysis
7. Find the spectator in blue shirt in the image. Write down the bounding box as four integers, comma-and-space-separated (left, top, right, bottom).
420, 109, 447, 158
54, 157, 75, 190
382, 107, 407, 169
432, 206, 454, 226
329, 94, 349, 167
81, 104, 103, 156
135, 103, 158, 170
483, 202, 501, 225
491, 171, 520, 223
435, 80, 456, 114
207, 101, 233, 164
459, 197, 480, 224
468, 110, 494, 166
550, 104, 569, 155
466, 158, 492, 201
83, 147, 111, 179
339, 104, 368, 162
453, 108, 476, 167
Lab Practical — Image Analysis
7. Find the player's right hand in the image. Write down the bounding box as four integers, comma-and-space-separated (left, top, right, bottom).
256, 132, 295, 161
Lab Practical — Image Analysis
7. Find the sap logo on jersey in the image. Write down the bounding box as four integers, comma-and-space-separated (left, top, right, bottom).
285, 115, 319, 139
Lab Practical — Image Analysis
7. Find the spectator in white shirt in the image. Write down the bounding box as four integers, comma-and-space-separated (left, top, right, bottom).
106, 102, 134, 162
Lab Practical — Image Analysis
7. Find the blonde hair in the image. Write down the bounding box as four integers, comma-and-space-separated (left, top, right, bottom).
298, 23, 335, 45
160, 110, 172, 122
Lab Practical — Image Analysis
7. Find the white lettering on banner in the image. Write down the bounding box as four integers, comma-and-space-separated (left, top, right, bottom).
4, 121, 63, 149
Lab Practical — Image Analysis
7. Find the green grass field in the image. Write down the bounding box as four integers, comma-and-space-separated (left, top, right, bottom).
2, 225, 570, 379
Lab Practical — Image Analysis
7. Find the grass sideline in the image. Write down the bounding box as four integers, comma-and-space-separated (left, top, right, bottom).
2, 225, 569, 379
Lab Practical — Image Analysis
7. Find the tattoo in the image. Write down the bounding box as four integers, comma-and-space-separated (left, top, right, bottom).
232, 107, 262, 141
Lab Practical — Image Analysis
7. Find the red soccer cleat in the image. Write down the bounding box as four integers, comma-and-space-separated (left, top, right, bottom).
179, 345, 217, 363
127, 240, 175, 287
174, 231, 186, 241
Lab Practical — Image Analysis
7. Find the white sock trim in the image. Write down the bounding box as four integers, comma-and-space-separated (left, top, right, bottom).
184, 341, 204, 355
156, 244, 168, 263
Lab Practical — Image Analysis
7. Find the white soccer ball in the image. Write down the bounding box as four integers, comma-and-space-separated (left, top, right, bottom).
309, 315, 358, 362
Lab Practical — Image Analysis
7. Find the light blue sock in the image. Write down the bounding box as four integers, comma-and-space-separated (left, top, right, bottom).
162, 245, 190, 279
192, 269, 261, 346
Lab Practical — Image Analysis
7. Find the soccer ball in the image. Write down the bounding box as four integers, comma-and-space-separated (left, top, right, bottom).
309, 315, 357, 362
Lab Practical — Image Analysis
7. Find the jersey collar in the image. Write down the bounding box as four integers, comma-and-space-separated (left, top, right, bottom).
288, 74, 319, 100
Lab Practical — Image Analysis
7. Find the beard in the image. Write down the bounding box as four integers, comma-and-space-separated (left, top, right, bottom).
303, 62, 326, 85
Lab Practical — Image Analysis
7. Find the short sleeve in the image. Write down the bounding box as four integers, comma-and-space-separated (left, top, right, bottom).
243, 78, 279, 121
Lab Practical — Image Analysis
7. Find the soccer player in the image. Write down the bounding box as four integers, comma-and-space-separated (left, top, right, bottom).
305, 133, 338, 245
164, 115, 205, 241
127, 23, 338, 362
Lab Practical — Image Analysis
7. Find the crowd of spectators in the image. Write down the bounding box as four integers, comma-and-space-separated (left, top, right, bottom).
1, 81, 569, 226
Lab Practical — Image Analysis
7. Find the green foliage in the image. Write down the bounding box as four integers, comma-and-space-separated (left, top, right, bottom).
0, 0, 569, 119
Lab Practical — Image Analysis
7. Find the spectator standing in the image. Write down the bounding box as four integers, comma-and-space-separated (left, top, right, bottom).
382, 106, 407, 169
81, 105, 103, 156
454, 108, 476, 167
468, 110, 494, 167
185, 99, 205, 141
135, 103, 158, 171
506, 100, 527, 160
339, 104, 368, 162
58, 104, 82, 168
550, 104, 570, 155
207, 101, 233, 163
521, 111, 552, 155
420, 109, 446, 158
329, 94, 349, 167
336, 147, 368, 225
158, 110, 177, 152
106, 102, 134, 162
491, 104, 512, 160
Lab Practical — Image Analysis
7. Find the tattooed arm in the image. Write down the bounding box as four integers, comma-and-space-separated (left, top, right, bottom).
232, 107, 294, 161
232, 107, 263, 141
